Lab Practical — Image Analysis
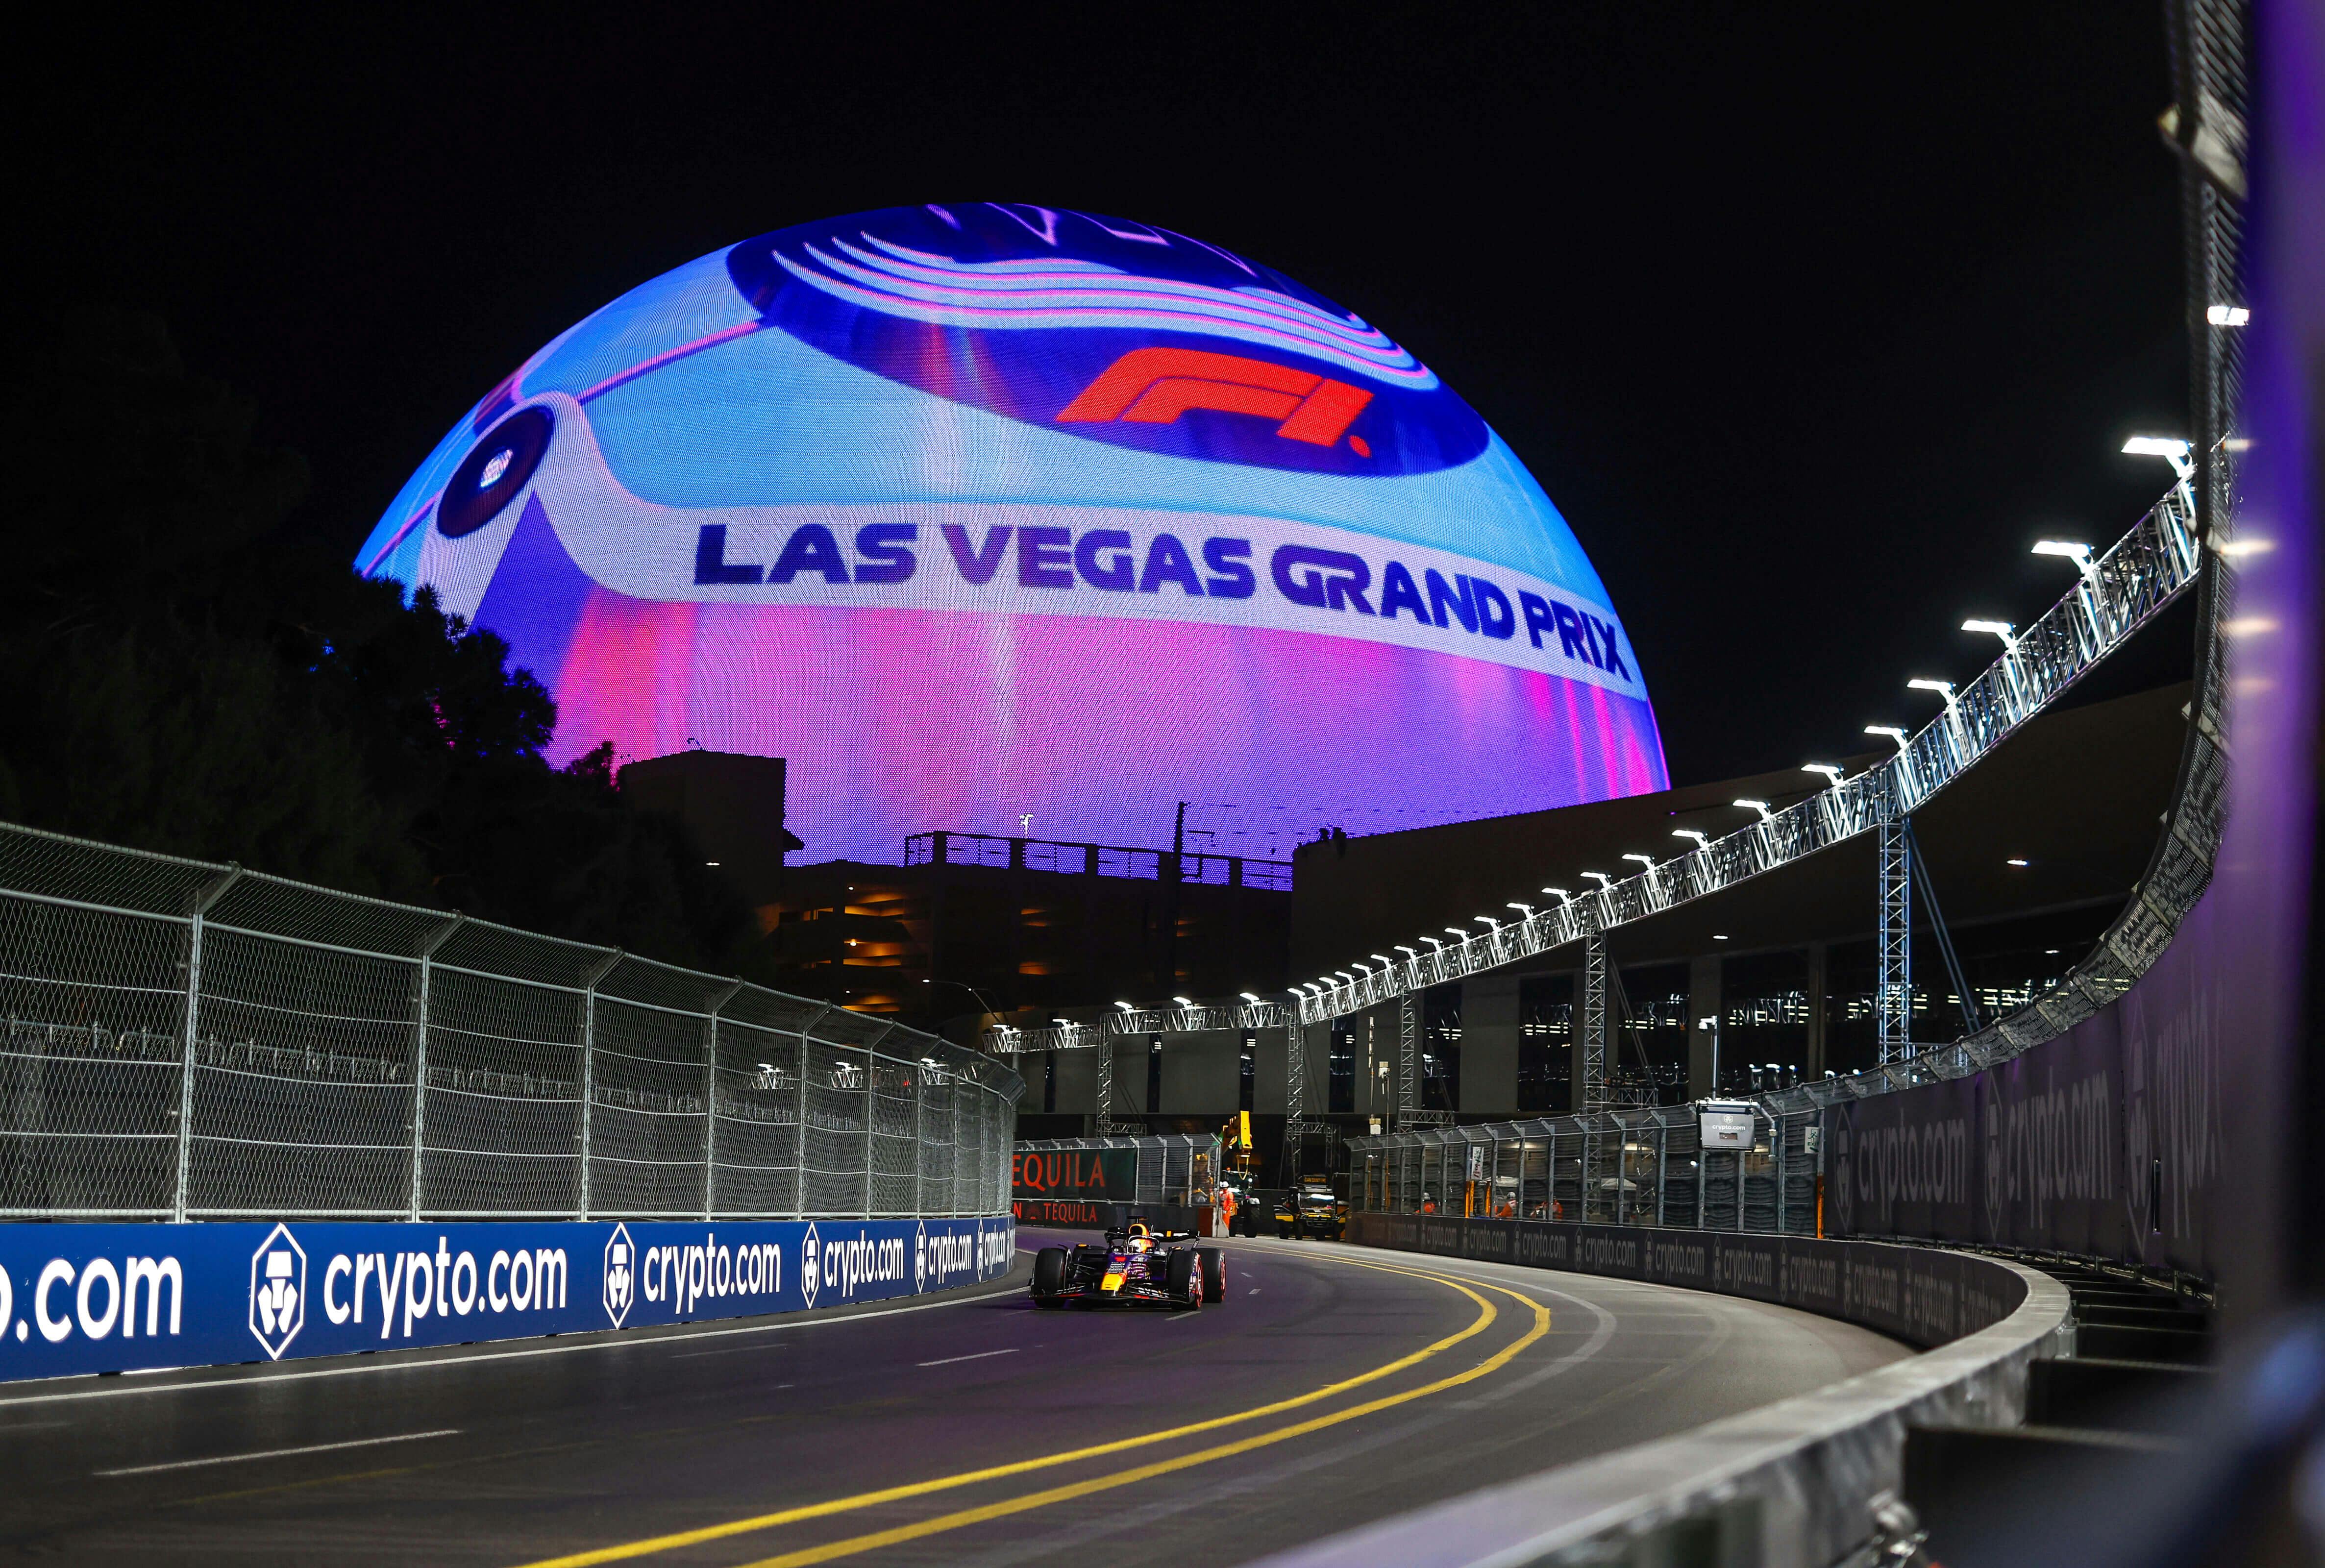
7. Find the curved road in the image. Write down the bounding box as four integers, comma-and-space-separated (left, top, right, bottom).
0, 1230, 1906, 1565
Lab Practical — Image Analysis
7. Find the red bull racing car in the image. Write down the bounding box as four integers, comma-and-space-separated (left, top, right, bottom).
1031, 1219, 1228, 1310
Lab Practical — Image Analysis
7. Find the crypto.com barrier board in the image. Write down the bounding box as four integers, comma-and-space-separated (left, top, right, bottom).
0, 1215, 1014, 1383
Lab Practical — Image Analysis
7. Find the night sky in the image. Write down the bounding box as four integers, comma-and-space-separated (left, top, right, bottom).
21, 5, 2189, 792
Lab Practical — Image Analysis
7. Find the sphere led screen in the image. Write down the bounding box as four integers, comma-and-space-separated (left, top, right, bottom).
359, 204, 1668, 863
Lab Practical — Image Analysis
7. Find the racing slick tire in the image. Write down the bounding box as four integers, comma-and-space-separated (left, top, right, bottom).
1167, 1248, 1202, 1309
1197, 1248, 1227, 1304
1032, 1246, 1069, 1306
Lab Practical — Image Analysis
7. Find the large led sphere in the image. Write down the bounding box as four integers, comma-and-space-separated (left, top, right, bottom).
358, 205, 1667, 862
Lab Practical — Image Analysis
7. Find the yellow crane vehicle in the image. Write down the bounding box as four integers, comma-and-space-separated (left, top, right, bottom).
1217, 1112, 1260, 1236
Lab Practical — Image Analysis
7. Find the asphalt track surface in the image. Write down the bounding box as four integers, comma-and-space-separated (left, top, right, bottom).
0, 1230, 1908, 1566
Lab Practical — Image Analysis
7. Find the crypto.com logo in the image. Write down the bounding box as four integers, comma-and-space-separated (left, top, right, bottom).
801, 1224, 821, 1310
248, 1223, 307, 1360
1058, 348, 1375, 454
602, 1224, 635, 1328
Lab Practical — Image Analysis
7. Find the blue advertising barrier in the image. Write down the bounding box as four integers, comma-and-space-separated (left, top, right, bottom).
0, 1214, 1015, 1383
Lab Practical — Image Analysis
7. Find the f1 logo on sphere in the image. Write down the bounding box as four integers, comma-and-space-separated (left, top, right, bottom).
248, 1223, 306, 1360
603, 1224, 635, 1328
801, 1224, 821, 1311
915, 1223, 928, 1294
1057, 347, 1374, 454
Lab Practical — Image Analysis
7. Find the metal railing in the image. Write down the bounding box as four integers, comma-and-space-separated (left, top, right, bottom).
903, 831, 1292, 891
0, 820, 1022, 1221
1349, 1106, 1818, 1232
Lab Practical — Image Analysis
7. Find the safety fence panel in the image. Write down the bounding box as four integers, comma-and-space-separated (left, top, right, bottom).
0, 821, 1020, 1224
1012, 1134, 1221, 1207
1351, 1104, 1817, 1237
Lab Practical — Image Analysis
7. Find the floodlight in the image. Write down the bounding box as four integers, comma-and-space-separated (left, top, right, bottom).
1622, 854, 1657, 869
1052, 1018, 1071, 1027
1732, 799, 1775, 822
2032, 539, 2102, 581
1544, 886, 1574, 902
1395, 945, 1418, 958
2206, 304, 2250, 326
1507, 902, 1534, 916
1114, 1000, 1136, 1010
1422, 936, 1445, 951
1960, 619, 2018, 651
1906, 678, 1958, 707
1581, 870, 1613, 887
2122, 437, 2195, 482
1473, 914, 1501, 929
1671, 830, 1709, 848
1239, 991, 1261, 1003
1800, 764, 1842, 785
1865, 725, 1910, 751
1172, 996, 1193, 1006
1446, 928, 1470, 938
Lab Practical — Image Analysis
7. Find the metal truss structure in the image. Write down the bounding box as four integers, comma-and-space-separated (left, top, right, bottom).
1875, 798, 1912, 1062
984, 473, 2212, 1120
1397, 993, 1418, 1128
1581, 931, 1609, 1111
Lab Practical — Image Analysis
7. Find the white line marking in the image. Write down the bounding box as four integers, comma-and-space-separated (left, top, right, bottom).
915, 1348, 1020, 1368
97, 1428, 461, 1477
0, 1286, 1022, 1410
670, 1344, 791, 1360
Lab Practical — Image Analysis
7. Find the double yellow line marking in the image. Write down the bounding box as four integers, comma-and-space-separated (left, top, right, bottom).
514, 1256, 1549, 1568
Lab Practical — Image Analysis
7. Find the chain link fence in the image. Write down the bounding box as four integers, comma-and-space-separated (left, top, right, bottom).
1351, 1107, 1818, 1233
0, 820, 1020, 1222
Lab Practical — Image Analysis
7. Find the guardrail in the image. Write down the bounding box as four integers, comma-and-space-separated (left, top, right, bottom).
0, 820, 1022, 1223
1258, 1214, 2073, 1567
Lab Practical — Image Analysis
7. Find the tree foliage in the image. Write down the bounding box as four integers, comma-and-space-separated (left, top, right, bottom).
0, 309, 751, 969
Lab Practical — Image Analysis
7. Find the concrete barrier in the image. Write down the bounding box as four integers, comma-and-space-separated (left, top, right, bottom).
1253, 1214, 2073, 1566
0, 1215, 1015, 1384
1347, 1212, 2026, 1348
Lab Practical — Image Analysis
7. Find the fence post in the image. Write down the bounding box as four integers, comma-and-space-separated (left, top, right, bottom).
1615, 1118, 1628, 1225
1697, 1124, 1707, 1227
702, 980, 743, 1223
1656, 1124, 1667, 1226
1775, 1110, 1787, 1235
173, 864, 242, 1224
795, 1005, 828, 1220
914, 1055, 927, 1218
576, 950, 623, 1222
409, 914, 466, 1222
863, 1023, 894, 1220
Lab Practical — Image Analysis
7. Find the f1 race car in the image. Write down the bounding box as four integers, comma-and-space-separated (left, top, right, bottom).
1031, 1220, 1228, 1309
1274, 1183, 1346, 1240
